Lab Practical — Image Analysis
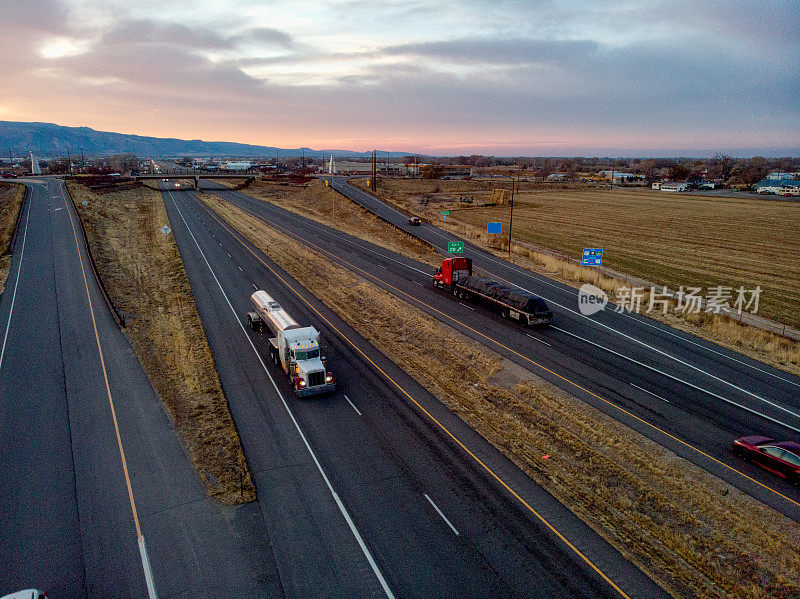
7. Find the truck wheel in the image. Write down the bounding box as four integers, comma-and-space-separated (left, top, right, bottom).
502, 308, 510, 319
247, 314, 258, 331
272, 349, 280, 366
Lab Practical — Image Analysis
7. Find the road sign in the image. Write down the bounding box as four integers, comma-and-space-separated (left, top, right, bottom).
582, 248, 603, 266
440, 210, 450, 215
160, 225, 172, 235
447, 241, 464, 253
487, 222, 502, 234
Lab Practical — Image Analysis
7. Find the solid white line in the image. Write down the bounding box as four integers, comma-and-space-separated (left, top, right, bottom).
459, 302, 475, 311
335, 183, 800, 392
167, 191, 395, 599
0, 189, 31, 371
551, 324, 800, 433
229, 191, 431, 276
344, 394, 362, 416
526, 334, 552, 347
616, 309, 800, 389
630, 383, 670, 404
424, 493, 459, 536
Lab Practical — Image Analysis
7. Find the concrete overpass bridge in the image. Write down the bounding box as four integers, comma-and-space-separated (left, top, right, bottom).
134, 173, 255, 189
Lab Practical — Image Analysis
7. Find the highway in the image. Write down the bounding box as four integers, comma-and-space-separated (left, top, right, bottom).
161, 183, 668, 598
202, 179, 800, 521
0, 180, 278, 598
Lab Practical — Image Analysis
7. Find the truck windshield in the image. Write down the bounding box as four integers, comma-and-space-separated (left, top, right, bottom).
294, 349, 320, 360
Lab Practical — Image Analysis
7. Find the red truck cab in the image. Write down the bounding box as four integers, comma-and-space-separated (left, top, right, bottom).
433, 257, 472, 290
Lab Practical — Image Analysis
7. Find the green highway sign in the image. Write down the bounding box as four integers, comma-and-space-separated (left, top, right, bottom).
440, 210, 449, 215
447, 241, 464, 253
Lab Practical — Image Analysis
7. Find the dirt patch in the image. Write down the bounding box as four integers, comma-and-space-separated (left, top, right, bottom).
67, 182, 254, 504
0, 183, 25, 295
204, 192, 800, 598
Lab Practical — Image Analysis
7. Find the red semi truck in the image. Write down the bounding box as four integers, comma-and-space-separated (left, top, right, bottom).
432, 257, 553, 326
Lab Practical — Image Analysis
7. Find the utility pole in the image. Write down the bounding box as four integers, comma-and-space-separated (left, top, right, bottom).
331, 181, 335, 227
371, 150, 377, 190
508, 170, 516, 258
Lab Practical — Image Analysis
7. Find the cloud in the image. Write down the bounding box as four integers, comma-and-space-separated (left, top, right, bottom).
384, 38, 599, 66
0, 0, 797, 154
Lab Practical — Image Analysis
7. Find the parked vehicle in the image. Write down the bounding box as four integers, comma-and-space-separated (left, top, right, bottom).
731, 435, 800, 485
432, 257, 553, 326
246, 290, 335, 397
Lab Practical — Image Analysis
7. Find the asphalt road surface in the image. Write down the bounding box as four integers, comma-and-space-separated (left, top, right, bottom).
202, 178, 800, 522
161, 183, 668, 599
0, 179, 278, 598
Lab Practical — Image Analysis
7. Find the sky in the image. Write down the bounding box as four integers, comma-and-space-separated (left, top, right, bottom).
1, 0, 798, 156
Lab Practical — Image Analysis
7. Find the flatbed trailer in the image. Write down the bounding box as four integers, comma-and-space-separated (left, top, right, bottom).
432, 257, 553, 326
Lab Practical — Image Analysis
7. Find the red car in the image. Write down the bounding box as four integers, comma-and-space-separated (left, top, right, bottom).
731, 436, 800, 485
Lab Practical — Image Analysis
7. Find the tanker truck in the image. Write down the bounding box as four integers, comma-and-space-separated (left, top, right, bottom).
432, 257, 553, 326
246, 290, 336, 397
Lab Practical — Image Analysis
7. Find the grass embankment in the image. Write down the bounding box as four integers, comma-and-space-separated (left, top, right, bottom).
67, 182, 254, 504
203, 192, 800, 598
352, 179, 800, 375
229, 179, 439, 267
0, 183, 25, 294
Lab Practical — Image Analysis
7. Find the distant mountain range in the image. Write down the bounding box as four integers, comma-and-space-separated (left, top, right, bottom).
0, 121, 409, 159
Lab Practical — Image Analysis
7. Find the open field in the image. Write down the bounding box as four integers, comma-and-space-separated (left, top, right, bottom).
67, 182, 255, 504
205, 191, 800, 598
0, 183, 25, 294
354, 180, 800, 328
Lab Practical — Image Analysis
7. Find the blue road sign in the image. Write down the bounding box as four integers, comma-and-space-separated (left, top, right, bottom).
582, 248, 603, 266
487, 222, 502, 234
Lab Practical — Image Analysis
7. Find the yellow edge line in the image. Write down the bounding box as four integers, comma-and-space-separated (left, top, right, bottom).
216, 191, 800, 509
189, 191, 633, 599
62, 189, 144, 540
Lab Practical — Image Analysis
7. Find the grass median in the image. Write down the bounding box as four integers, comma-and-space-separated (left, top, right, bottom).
0, 182, 25, 295
67, 182, 255, 504
203, 190, 800, 598
222, 179, 439, 267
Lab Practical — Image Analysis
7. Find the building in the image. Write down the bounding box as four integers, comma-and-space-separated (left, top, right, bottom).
658, 182, 688, 192
546, 173, 568, 181
756, 177, 800, 194
598, 170, 644, 183
766, 172, 799, 180
221, 161, 253, 171
330, 161, 422, 177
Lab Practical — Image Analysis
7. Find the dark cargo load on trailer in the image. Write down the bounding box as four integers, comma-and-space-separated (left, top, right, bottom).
432, 257, 553, 327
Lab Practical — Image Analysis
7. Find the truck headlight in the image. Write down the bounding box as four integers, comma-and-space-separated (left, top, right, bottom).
326, 374, 334, 384
296, 379, 307, 388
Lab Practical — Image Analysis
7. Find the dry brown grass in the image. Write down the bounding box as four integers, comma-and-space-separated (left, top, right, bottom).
204, 192, 800, 599
352, 179, 800, 376
67, 182, 254, 504
230, 179, 439, 267
0, 183, 25, 295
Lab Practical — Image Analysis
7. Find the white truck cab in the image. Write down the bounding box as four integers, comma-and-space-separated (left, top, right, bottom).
247, 291, 336, 397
